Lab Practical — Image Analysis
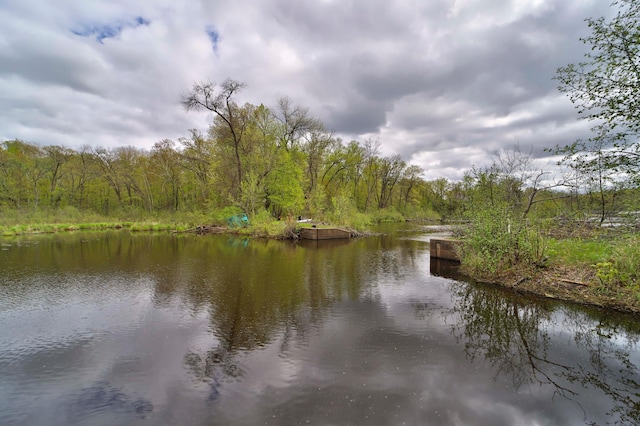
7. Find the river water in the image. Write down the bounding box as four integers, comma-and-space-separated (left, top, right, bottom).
1, 224, 639, 425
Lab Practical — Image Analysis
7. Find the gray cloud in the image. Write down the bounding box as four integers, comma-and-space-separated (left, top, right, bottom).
0, 0, 616, 179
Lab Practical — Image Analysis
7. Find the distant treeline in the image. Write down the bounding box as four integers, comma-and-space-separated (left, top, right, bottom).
1, 88, 637, 224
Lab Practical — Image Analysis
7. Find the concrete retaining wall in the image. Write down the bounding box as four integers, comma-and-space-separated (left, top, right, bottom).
300, 228, 351, 240
429, 238, 460, 262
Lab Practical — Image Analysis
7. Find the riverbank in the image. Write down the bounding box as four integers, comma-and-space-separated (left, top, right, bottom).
0, 221, 192, 236
454, 232, 640, 315
0, 217, 368, 240
450, 209, 640, 316
465, 265, 640, 315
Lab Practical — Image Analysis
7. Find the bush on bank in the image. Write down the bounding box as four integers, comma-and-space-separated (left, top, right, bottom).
457, 204, 547, 278
457, 204, 640, 310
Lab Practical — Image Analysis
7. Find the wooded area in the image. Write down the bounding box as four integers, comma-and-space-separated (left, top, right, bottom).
1, 91, 638, 226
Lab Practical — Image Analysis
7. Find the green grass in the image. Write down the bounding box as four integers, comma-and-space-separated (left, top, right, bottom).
297, 223, 333, 229
546, 238, 615, 266
0, 206, 221, 236
543, 236, 640, 303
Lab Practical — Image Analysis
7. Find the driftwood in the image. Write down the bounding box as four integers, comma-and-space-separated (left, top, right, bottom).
195, 225, 227, 235
556, 277, 590, 287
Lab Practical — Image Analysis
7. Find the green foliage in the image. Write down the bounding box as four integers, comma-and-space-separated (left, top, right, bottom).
613, 236, 640, 285
556, 0, 640, 131
546, 238, 614, 265
459, 204, 547, 276
594, 236, 640, 296
240, 171, 265, 217
264, 151, 305, 217
545, 235, 640, 298
240, 209, 287, 237
327, 190, 355, 225
346, 212, 373, 230
594, 262, 621, 289
370, 207, 404, 223
304, 185, 328, 218
0, 112, 429, 227
400, 204, 441, 221
555, 0, 640, 181
210, 206, 245, 226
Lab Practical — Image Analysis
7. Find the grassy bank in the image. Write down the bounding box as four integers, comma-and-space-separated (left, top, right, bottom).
0, 221, 200, 236
456, 213, 640, 314
0, 208, 214, 236
0, 207, 409, 238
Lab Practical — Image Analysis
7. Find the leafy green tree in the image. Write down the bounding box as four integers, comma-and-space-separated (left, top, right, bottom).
241, 105, 279, 204
1, 140, 49, 211
42, 145, 72, 208
93, 147, 125, 209
179, 129, 214, 209
398, 165, 423, 211
116, 146, 154, 212
555, 0, 640, 179
264, 151, 305, 218
63, 145, 96, 209
376, 154, 406, 209
0, 140, 26, 207
359, 138, 381, 211
428, 177, 450, 216
320, 139, 363, 210
151, 140, 183, 211
301, 130, 333, 199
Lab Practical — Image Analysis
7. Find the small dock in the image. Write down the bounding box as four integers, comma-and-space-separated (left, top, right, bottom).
300, 227, 351, 240
430, 238, 460, 262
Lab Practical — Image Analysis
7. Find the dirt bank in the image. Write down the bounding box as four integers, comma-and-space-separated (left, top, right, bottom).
470, 265, 640, 315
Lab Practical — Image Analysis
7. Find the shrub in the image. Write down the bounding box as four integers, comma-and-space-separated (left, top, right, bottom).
459, 204, 547, 276
371, 208, 404, 223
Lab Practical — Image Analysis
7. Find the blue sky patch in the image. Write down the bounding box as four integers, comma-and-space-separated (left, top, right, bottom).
205, 25, 220, 54
135, 16, 150, 26
71, 16, 150, 44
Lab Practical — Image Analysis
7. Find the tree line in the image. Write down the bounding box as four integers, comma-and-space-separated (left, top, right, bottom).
0, 90, 438, 221
1, 128, 637, 227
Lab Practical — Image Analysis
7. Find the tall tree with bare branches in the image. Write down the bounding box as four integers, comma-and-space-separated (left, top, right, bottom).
182, 79, 247, 196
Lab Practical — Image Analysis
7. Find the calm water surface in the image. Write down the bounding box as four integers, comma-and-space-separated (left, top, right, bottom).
1, 224, 639, 425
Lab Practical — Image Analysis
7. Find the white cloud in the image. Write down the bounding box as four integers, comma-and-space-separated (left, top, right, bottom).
0, 0, 615, 179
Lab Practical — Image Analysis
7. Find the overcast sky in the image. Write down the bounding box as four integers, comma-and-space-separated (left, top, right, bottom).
0, 0, 613, 180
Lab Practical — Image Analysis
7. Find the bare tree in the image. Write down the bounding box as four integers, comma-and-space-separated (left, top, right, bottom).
491, 146, 566, 218
273, 96, 323, 151
182, 79, 247, 195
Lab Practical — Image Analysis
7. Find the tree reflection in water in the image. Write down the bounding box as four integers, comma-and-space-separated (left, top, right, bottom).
561, 309, 640, 425
447, 280, 640, 425
178, 237, 358, 402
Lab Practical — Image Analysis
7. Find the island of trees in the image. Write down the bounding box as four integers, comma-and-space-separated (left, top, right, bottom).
1, 1, 639, 312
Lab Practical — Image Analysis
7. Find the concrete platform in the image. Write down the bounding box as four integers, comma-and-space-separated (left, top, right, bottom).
429, 238, 460, 262
300, 227, 351, 240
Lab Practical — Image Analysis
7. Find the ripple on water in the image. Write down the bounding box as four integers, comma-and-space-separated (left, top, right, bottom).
66, 380, 154, 421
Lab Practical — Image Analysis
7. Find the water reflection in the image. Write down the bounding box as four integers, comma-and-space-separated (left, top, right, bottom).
446, 278, 640, 425
68, 380, 153, 420
136, 234, 381, 407
1, 229, 640, 425
429, 257, 464, 280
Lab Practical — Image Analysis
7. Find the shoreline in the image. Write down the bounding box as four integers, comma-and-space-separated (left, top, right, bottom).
463, 266, 640, 316
430, 237, 640, 316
